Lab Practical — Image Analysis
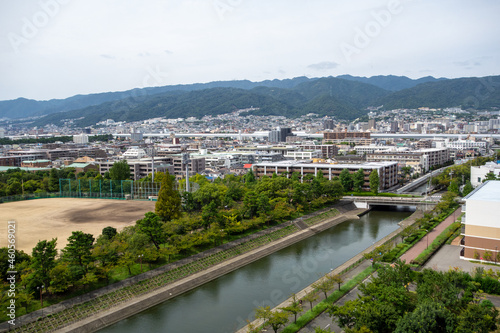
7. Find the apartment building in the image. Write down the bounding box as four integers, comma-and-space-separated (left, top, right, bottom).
252, 160, 398, 190
460, 181, 500, 262
297, 144, 338, 158
366, 148, 450, 173
470, 162, 500, 187
99, 157, 174, 180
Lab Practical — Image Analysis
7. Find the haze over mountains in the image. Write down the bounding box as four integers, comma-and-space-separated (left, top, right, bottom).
1, 75, 499, 127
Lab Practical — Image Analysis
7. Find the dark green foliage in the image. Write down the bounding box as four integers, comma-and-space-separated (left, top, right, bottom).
136, 212, 167, 250
0, 167, 347, 320
244, 169, 256, 183
353, 168, 364, 192
339, 169, 353, 192
378, 75, 500, 110
448, 180, 459, 194
62, 231, 95, 277
31, 239, 58, 288
394, 301, 455, 333
109, 160, 130, 180
369, 170, 379, 195
329, 262, 498, 333
462, 181, 473, 196
102, 226, 117, 240
0, 136, 72, 145
0, 247, 30, 281
155, 171, 181, 222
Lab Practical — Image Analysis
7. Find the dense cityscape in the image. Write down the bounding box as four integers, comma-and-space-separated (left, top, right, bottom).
2, 1, 500, 332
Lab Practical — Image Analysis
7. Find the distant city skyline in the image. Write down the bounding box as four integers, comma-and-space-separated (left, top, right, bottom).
1, 0, 499, 101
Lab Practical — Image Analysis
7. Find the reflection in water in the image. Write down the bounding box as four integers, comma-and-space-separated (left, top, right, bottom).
99, 208, 413, 333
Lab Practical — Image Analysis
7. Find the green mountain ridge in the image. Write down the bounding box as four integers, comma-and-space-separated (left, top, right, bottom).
377, 75, 500, 110
5, 75, 500, 128
32, 78, 392, 127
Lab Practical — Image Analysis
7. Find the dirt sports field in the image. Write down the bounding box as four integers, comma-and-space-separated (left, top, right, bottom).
0, 198, 156, 253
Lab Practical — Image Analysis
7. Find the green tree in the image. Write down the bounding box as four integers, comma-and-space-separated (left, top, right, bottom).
109, 160, 130, 180
312, 274, 335, 299
245, 169, 256, 183
369, 169, 379, 195
48, 263, 72, 293
484, 171, 498, 182
280, 294, 302, 323
136, 212, 167, 250
455, 302, 498, 333
102, 226, 117, 240
31, 239, 58, 290
243, 191, 259, 218
353, 168, 365, 192
62, 231, 95, 277
462, 181, 473, 196
302, 291, 319, 310
155, 171, 182, 222
400, 225, 417, 242
48, 168, 59, 192
330, 274, 344, 291
339, 169, 353, 192
448, 180, 459, 194
267, 310, 289, 333
7, 180, 22, 195
117, 252, 136, 275
400, 166, 412, 183
257, 193, 271, 216
201, 201, 219, 229
255, 305, 272, 322
394, 301, 455, 333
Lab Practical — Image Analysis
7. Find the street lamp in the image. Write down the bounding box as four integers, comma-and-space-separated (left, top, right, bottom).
37, 285, 45, 316
138, 254, 144, 273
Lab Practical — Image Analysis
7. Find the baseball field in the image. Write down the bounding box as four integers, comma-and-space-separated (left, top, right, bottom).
0, 198, 156, 253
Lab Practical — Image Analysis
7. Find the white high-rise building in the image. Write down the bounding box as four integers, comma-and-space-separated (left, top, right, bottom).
73, 134, 89, 144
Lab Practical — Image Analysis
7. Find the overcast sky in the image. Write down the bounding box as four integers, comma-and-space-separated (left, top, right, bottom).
0, 0, 499, 101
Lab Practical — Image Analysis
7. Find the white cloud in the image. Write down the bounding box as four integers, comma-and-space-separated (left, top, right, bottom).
0, 0, 499, 100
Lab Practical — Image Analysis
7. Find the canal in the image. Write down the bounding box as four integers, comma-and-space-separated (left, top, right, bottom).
99, 206, 413, 333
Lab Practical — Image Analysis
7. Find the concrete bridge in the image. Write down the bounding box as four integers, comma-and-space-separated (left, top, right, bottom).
344, 195, 439, 210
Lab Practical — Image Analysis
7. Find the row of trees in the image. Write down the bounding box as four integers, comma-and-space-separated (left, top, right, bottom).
338, 168, 380, 194
0, 169, 356, 320
329, 261, 498, 333
0, 160, 131, 197
253, 261, 500, 333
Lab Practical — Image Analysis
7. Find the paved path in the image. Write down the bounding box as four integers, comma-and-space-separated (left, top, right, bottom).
300, 262, 372, 333
400, 207, 461, 264
238, 209, 424, 333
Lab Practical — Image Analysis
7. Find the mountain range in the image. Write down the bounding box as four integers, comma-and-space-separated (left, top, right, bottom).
1, 75, 499, 127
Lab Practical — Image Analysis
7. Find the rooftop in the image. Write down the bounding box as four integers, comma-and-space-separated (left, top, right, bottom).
465, 180, 500, 202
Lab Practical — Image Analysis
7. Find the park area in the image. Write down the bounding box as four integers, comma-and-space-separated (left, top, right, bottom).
0, 198, 155, 252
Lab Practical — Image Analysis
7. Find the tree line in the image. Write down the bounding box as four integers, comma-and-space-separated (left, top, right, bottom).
1, 168, 376, 320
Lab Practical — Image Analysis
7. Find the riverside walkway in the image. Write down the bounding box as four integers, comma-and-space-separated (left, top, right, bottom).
299, 208, 460, 333
237, 209, 424, 333
0, 202, 362, 333
399, 207, 461, 264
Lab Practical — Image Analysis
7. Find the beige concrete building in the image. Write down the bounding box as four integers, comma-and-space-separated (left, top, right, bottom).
461, 180, 500, 262
252, 161, 398, 190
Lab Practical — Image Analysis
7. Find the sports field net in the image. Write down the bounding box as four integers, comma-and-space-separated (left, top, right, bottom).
58, 179, 161, 199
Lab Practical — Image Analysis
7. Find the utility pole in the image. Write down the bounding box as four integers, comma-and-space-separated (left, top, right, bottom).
183, 153, 191, 192
151, 146, 155, 183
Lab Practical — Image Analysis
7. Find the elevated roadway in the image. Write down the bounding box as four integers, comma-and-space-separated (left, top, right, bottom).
397, 167, 447, 194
